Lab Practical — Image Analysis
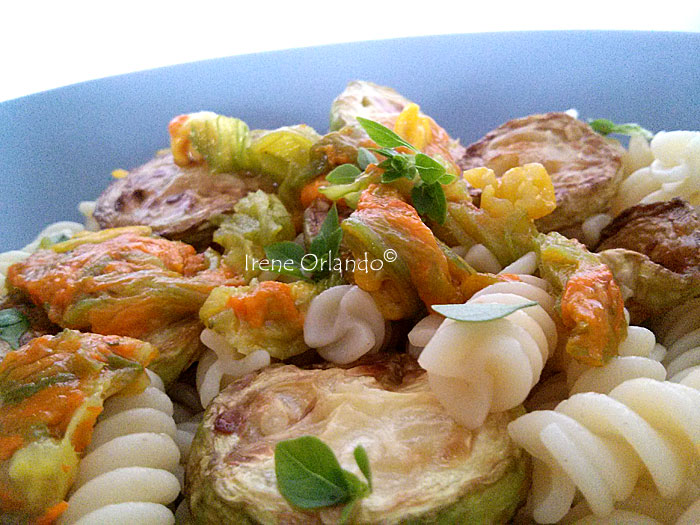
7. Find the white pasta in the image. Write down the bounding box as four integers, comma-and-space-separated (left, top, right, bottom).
60, 374, 181, 525
303, 285, 385, 365
463, 244, 502, 273
418, 278, 558, 429
406, 314, 443, 358
653, 299, 700, 384
500, 251, 538, 276
196, 328, 271, 407
611, 130, 700, 216
508, 377, 700, 523
567, 326, 667, 395
78, 200, 100, 231
622, 134, 655, 176
562, 487, 700, 525
580, 213, 613, 248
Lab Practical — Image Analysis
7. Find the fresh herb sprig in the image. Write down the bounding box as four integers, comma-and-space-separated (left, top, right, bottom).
323, 118, 457, 224
264, 204, 343, 281
589, 118, 653, 140
0, 308, 30, 350
275, 436, 372, 523
432, 301, 538, 322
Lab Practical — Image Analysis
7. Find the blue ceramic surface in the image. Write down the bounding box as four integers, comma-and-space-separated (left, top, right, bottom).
1, 31, 699, 250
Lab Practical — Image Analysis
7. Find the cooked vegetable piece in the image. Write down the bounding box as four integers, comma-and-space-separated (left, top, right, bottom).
329, 80, 466, 168
598, 248, 700, 324
278, 126, 366, 213
597, 198, 700, 275
439, 168, 546, 266
186, 355, 528, 524
459, 112, 625, 232
213, 191, 295, 282
94, 152, 275, 249
536, 232, 627, 366
463, 163, 556, 221
200, 280, 318, 360
6, 228, 237, 383
169, 112, 320, 182
341, 184, 468, 319
0, 330, 156, 520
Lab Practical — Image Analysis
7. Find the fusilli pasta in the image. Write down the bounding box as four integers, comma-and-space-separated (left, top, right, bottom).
59, 371, 181, 524
654, 298, 700, 385
418, 277, 558, 429
562, 486, 700, 524
303, 284, 385, 364
566, 325, 667, 395
611, 130, 700, 216
508, 377, 700, 523
196, 328, 271, 407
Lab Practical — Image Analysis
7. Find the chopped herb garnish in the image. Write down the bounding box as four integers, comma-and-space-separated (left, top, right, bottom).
432, 301, 538, 322
265, 204, 343, 281
275, 435, 372, 522
326, 164, 362, 185
356, 117, 417, 151
589, 118, 653, 140
322, 118, 456, 224
356, 147, 378, 170
0, 308, 31, 350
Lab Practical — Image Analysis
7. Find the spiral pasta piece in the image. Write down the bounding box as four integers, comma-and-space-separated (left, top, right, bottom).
655, 299, 700, 384
60, 374, 181, 524
563, 487, 700, 525
611, 130, 700, 215
567, 325, 667, 395
303, 285, 385, 365
196, 328, 271, 407
418, 278, 558, 429
508, 377, 700, 523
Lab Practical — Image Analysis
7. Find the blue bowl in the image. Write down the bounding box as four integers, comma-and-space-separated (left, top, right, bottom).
1, 31, 698, 251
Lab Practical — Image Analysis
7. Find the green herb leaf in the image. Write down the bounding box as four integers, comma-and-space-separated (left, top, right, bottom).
0, 308, 30, 350
357, 147, 378, 170
412, 182, 448, 224
414, 153, 446, 184
432, 300, 538, 322
275, 436, 373, 518
310, 204, 342, 264
411, 183, 431, 216
353, 445, 372, 491
357, 117, 418, 152
437, 171, 458, 185
326, 164, 362, 184
264, 241, 306, 278
342, 470, 370, 500
381, 167, 412, 183
589, 118, 653, 140
275, 436, 350, 509
266, 205, 343, 281
371, 147, 398, 160
339, 498, 358, 525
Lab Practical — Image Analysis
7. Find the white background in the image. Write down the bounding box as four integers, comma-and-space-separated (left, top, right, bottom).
2, 0, 699, 102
